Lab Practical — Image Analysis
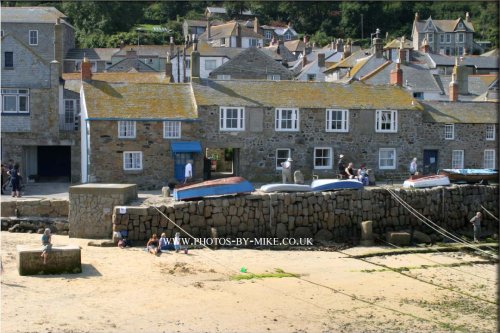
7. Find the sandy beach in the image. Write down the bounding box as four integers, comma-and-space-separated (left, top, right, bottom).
1, 231, 497, 333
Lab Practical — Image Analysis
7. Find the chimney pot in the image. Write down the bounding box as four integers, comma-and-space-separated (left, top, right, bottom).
390, 62, 403, 86
449, 74, 459, 101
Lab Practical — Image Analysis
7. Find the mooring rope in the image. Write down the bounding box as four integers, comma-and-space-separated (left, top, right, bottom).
481, 204, 499, 222
386, 188, 498, 259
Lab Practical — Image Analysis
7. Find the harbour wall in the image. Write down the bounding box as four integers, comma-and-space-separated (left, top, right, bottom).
112, 185, 499, 243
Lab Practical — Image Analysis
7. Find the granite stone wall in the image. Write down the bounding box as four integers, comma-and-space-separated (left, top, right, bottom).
112, 185, 499, 243
69, 184, 137, 239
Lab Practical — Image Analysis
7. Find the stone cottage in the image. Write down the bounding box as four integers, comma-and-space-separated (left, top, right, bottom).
1, 6, 80, 182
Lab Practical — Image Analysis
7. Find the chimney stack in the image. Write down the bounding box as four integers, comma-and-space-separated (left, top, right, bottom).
415, 12, 419, 21
81, 56, 92, 81
373, 29, 383, 58
335, 38, 343, 53
302, 55, 307, 67
54, 17, 63, 64
317, 53, 325, 67
254, 17, 259, 34
454, 57, 469, 95
449, 73, 459, 102
465, 12, 471, 22
207, 20, 211, 39
190, 42, 200, 80
126, 49, 137, 59
169, 37, 174, 56
398, 36, 406, 64
390, 61, 403, 86
343, 43, 351, 58
236, 23, 242, 47
165, 52, 173, 81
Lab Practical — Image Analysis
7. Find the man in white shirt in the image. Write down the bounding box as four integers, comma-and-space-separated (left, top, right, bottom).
280, 157, 292, 184
184, 160, 193, 184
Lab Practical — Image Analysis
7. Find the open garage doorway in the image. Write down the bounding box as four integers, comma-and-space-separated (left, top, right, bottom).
36, 146, 71, 182
205, 148, 240, 178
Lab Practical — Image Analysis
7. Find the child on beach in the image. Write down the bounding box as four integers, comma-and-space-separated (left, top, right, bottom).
159, 233, 172, 252
174, 232, 181, 253
41, 228, 52, 264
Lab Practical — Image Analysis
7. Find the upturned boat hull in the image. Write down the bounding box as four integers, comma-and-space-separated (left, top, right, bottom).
259, 183, 312, 193
403, 175, 450, 188
174, 177, 254, 200
310, 179, 364, 191
439, 169, 498, 183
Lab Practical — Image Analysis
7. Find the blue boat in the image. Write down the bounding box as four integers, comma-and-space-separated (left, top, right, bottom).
310, 179, 364, 191
174, 176, 255, 201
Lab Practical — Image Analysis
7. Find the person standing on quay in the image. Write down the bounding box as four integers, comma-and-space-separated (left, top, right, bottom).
409, 157, 417, 176
280, 157, 293, 184
470, 211, 482, 243
184, 160, 193, 184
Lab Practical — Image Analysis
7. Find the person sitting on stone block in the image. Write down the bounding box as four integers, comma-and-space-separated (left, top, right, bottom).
41, 228, 52, 264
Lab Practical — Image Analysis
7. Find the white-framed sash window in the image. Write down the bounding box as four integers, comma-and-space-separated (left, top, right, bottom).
379, 148, 396, 169
452, 150, 464, 169
220, 107, 245, 131
275, 108, 299, 131
326, 109, 349, 132
123, 151, 142, 170
276, 148, 291, 170
163, 121, 181, 138
375, 110, 397, 132
314, 147, 333, 169
118, 120, 136, 138
444, 124, 454, 140
484, 150, 495, 169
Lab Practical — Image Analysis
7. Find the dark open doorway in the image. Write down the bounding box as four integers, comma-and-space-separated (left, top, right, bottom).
37, 146, 71, 182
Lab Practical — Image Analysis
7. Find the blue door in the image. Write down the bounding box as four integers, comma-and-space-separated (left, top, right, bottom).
423, 150, 438, 175
174, 153, 192, 182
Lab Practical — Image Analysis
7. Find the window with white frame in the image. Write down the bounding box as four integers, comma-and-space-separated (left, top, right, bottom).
1, 89, 29, 113
456, 33, 464, 43
249, 38, 258, 47
64, 99, 79, 128
456, 46, 464, 56
452, 150, 464, 169
276, 148, 291, 169
326, 109, 349, 132
118, 120, 136, 138
484, 150, 495, 169
439, 34, 445, 43
444, 124, 454, 140
267, 74, 281, 81
264, 31, 272, 39
275, 108, 299, 131
163, 121, 181, 138
205, 59, 216, 70
314, 147, 332, 169
123, 151, 142, 170
375, 110, 397, 132
220, 107, 245, 131
216, 74, 231, 80
379, 148, 396, 169
427, 33, 434, 43
29, 30, 38, 45
284, 32, 292, 41
446, 33, 451, 43
486, 125, 495, 141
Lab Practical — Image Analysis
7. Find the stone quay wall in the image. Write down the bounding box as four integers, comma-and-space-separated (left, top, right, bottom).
113, 185, 499, 243
69, 184, 137, 239
1, 199, 69, 218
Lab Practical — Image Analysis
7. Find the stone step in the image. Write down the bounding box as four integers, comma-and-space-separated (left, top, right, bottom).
17, 244, 81, 276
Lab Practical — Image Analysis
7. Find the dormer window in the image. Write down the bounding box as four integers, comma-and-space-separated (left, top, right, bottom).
458, 22, 464, 29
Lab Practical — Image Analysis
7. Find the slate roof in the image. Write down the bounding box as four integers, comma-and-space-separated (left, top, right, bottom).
191, 79, 421, 110
184, 42, 244, 58
424, 53, 499, 69
63, 72, 171, 84
437, 74, 499, 97
65, 48, 120, 61
294, 50, 342, 80
421, 101, 497, 123
384, 38, 413, 49
106, 58, 158, 72
324, 49, 371, 73
199, 21, 263, 41
414, 17, 474, 33
82, 82, 196, 120
285, 40, 305, 53
184, 19, 208, 27
349, 55, 389, 80
1, 6, 67, 23
363, 62, 443, 92
113, 45, 173, 58
209, 47, 293, 79
262, 43, 297, 63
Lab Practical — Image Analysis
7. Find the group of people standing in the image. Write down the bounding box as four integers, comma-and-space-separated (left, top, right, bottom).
1, 160, 22, 197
